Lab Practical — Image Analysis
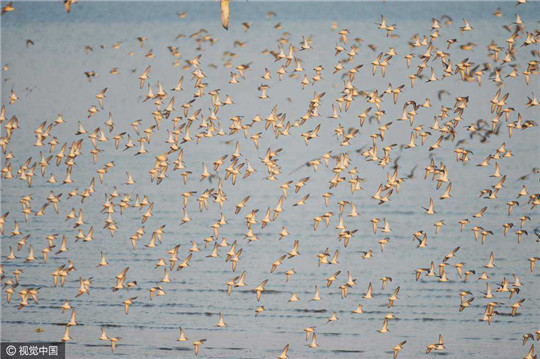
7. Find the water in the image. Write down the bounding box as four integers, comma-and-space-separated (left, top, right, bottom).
1, 1, 539, 358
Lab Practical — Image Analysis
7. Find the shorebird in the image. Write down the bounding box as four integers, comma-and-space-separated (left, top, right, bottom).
2, 5, 539, 358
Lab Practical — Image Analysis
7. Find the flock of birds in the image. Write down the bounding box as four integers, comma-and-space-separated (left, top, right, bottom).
1, 0, 539, 358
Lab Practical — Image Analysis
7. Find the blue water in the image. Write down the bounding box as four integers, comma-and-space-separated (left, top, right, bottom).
1, 1, 539, 358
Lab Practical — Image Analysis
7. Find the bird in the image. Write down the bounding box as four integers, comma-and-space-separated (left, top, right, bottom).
1, 5, 538, 358
511, 299, 525, 316
177, 327, 188, 342
221, 0, 230, 30
122, 297, 137, 315
278, 344, 289, 359
392, 340, 407, 358
110, 336, 120, 352
99, 328, 108, 341
423, 198, 436, 214
364, 282, 374, 299
216, 312, 227, 327
193, 339, 206, 356
308, 333, 318, 348
138, 66, 151, 88
426, 334, 445, 353
255, 279, 268, 301
1, 2, 15, 15
61, 326, 71, 342
484, 252, 496, 268
378, 318, 390, 333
